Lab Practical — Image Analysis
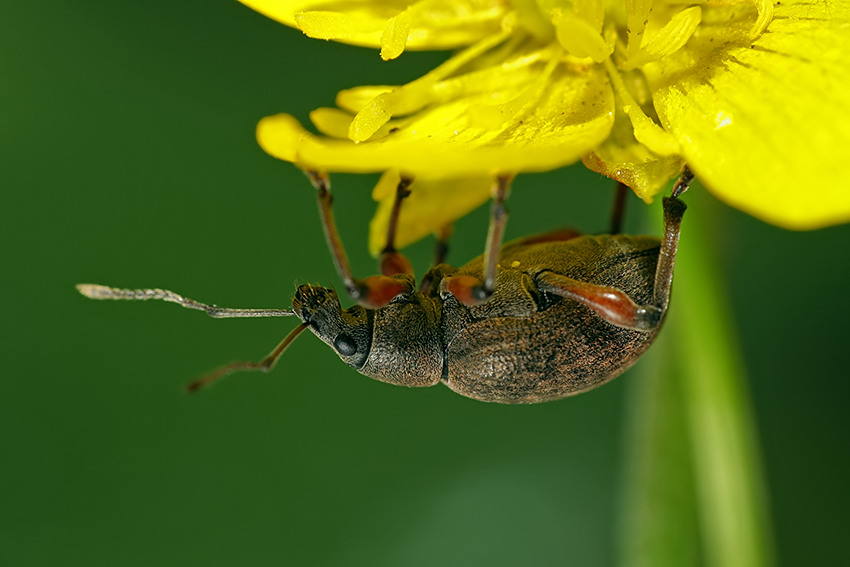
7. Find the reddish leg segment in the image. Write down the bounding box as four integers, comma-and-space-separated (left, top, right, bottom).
536, 272, 663, 331
535, 173, 690, 332
306, 171, 414, 309
440, 175, 514, 306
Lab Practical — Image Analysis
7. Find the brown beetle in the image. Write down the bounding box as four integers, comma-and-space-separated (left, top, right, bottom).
78, 168, 691, 403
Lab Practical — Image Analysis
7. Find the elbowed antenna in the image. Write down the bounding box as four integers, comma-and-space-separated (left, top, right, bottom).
77, 283, 309, 392
185, 322, 310, 393
76, 284, 295, 318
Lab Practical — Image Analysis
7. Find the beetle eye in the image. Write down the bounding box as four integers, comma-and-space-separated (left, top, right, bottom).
333, 333, 358, 356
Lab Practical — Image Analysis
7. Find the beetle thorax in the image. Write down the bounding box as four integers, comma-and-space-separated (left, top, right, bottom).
359, 294, 443, 388
293, 285, 443, 388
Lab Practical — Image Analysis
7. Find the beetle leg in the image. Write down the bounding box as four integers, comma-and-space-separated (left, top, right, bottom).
483, 175, 513, 294
433, 223, 453, 266
439, 175, 514, 306
672, 165, 694, 198
610, 182, 628, 234
653, 190, 688, 310
418, 224, 453, 295
536, 190, 688, 331
306, 171, 414, 309
536, 272, 664, 332
379, 176, 415, 278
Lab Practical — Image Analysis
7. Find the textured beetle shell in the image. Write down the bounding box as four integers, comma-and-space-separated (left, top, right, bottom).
439, 234, 662, 403
359, 293, 443, 387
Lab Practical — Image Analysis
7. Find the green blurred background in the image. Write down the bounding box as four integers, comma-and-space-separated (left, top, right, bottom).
3, 1, 849, 565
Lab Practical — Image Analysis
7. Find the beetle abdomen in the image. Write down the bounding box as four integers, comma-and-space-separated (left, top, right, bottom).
443, 234, 662, 403
444, 304, 655, 403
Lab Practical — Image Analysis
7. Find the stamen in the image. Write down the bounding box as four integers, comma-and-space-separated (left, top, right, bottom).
625, 0, 654, 57
466, 50, 561, 130
748, 0, 774, 40
380, 9, 411, 60
295, 11, 378, 41
575, 0, 605, 31
349, 28, 512, 142
603, 59, 680, 156
622, 6, 702, 70
554, 12, 611, 62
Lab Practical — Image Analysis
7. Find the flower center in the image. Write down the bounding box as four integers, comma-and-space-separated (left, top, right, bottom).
510, 0, 774, 67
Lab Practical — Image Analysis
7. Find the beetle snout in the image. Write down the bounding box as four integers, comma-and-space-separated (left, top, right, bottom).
292, 284, 340, 323
294, 284, 334, 308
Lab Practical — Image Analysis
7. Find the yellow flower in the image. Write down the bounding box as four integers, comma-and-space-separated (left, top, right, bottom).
241, 0, 850, 254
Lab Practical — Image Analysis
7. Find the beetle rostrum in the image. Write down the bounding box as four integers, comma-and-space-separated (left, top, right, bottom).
77, 168, 692, 403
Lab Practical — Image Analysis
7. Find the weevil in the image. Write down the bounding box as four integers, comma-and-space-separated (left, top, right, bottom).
78, 168, 692, 403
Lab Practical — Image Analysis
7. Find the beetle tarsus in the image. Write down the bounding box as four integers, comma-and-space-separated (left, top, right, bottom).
672, 165, 694, 198
633, 306, 663, 332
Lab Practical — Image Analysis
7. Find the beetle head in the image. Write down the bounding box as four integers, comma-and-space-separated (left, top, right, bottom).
292, 284, 372, 368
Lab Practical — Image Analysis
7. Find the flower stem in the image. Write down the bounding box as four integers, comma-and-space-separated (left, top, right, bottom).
620, 195, 774, 567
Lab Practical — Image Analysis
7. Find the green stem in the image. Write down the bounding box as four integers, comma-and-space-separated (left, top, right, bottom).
620, 196, 774, 567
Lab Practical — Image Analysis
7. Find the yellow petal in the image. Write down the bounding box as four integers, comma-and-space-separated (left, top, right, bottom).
368, 172, 493, 256
257, 63, 615, 179
583, 151, 683, 202
583, 103, 684, 201
237, 0, 504, 52
645, 0, 850, 229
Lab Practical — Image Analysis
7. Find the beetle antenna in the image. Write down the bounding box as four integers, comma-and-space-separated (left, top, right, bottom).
76, 284, 295, 318
186, 322, 310, 393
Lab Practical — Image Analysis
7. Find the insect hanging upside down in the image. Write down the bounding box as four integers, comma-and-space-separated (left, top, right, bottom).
78, 168, 692, 403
